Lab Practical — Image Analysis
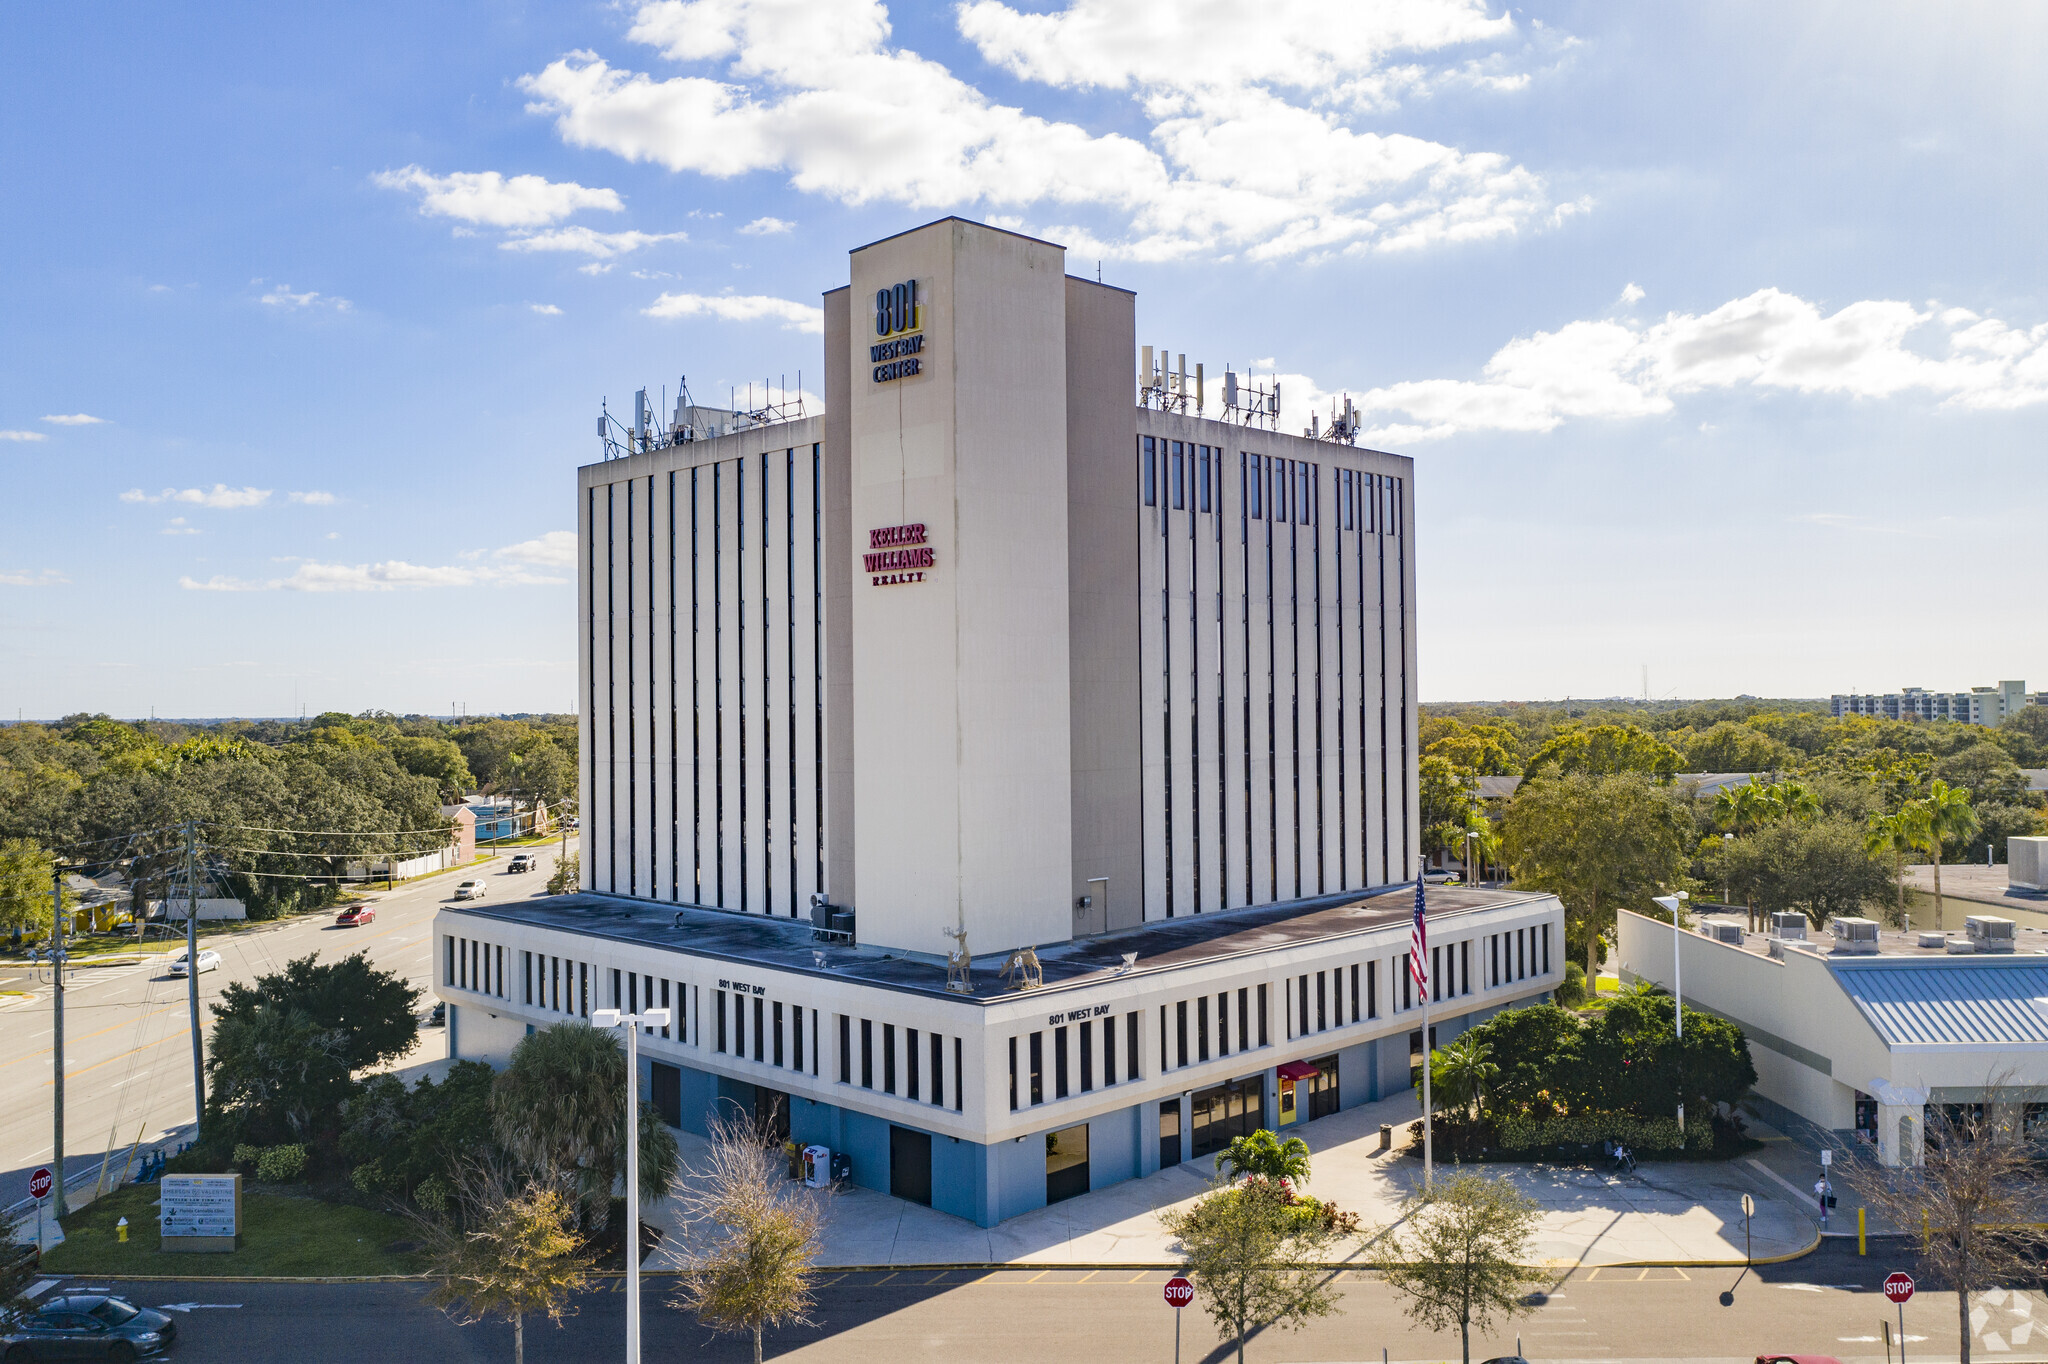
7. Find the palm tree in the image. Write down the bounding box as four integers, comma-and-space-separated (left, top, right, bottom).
1765, 780, 1821, 823
1711, 780, 1766, 835
1908, 780, 1979, 927
1429, 1034, 1500, 1123
1215, 1129, 1312, 1185
490, 1022, 681, 1231
1865, 810, 1919, 923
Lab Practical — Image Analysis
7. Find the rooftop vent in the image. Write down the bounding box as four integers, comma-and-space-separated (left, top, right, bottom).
1770, 912, 1808, 940
1966, 915, 2017, 953
1831, 917, 1881, 954
1709, 923, 1745, 945
1917, 931, 1950, 949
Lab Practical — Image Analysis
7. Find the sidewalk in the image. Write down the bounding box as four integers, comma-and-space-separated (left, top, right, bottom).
646, 1092, 1822, 1269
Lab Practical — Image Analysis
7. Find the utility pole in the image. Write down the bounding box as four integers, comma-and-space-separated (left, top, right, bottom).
51, 863, 68, 1216
184, 823, 205, 1141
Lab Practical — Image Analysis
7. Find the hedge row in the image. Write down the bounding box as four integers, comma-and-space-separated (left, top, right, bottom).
1495, 1111, 1714, 1154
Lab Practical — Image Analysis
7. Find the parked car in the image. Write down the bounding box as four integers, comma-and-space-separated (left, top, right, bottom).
1, 1292, 177, 1359
424, 1001, 446, 1027
453, 880, 487, 900
506, 853, 534, 873
167, 948, 221, 976
1755, 1357, 1843, 1364
334, 903, 375, 927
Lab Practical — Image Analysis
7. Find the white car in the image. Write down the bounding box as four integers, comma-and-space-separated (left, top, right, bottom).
168, 948, 222, 975
453, 880, 487, 901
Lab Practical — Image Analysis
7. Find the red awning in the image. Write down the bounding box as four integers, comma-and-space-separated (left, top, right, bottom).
1276, 1060, 1321, 1081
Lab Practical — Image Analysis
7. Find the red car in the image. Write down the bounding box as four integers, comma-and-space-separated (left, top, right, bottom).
335, 904, 376, 927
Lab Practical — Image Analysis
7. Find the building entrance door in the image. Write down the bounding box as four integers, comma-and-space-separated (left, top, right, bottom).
889, 1126, 932, 1206
1191, 1075, 1266, 1159
1306, 1055, 1340, 1121
1159, 1100, 1183, 1169
1046, 1123, 1090, 1204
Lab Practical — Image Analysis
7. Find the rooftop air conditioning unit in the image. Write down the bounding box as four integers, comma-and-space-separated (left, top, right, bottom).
1709, 923, 1744, 946
1917, 931, 1950, 949
1830, 917, 1881, 955
1966, 915, 2017, 953
1770, 912, 1808, 940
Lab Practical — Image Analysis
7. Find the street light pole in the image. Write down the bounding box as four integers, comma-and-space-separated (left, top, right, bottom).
1654, 892, 1689, 1133
592, 1004, 671, 1364
50, 864, 67, 1217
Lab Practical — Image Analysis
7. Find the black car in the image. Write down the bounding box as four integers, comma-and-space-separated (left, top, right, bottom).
2, 1293, 176, 1360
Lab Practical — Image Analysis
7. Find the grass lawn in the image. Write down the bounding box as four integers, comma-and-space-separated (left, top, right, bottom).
43, 1184, 427, 1278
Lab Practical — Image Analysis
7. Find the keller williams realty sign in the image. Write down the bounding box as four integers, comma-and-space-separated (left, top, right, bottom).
865, 523, 934, 586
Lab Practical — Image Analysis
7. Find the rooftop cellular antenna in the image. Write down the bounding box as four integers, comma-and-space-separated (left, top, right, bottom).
1221, 362, 1281, 431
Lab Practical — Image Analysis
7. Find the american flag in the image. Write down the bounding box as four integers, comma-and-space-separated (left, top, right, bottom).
1409, 878, 1429, 996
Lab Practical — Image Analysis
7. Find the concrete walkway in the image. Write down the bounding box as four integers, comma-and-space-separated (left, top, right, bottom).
646, 1092, 1822, 1269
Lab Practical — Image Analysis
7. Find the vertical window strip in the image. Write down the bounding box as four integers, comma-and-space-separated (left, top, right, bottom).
670, 471, 680, 901
812, 445, 826, 898
626, 478, 636, 897
713, 462, 726, 907
607, 484, 618, 894
786, 447, 798, 916
691, 467, 703, 903
737, 456, 748, 913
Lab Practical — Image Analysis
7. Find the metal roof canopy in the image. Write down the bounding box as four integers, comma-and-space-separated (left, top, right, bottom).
1834, 958, 2048, 1046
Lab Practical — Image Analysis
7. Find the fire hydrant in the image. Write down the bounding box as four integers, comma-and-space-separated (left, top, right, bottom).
116, 1217, 128, 1243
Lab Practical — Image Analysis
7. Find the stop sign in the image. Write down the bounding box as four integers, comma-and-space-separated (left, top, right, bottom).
27, 1167, 52, 1201
1164, 1276, 1195, 1308
1884, 1272, 1915, 1304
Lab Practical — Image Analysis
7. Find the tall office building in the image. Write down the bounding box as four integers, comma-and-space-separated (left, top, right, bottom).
436, 218, 1563, 1225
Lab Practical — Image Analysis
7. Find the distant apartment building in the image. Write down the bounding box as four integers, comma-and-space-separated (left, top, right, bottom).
1830, 680, 2043, 724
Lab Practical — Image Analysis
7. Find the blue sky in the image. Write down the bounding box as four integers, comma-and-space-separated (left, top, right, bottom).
4, 1, 2045, 718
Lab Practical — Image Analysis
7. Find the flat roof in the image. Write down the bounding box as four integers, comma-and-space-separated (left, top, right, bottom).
1697, 911, 2048, 963
446, 884, 1555, 1006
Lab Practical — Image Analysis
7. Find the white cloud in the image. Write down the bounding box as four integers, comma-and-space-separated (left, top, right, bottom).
41, 413, 105, 426
738, 216, 794, 235
161, 517, 200, 536
259, 283, 351, 312
1619, 282, 1645, 305
0, 569, 67, 587
500, 226, 687, 259
1, 430, 48, 442
372, 165, 624, 228
287, 490, 337, 505
122, 485, 274, 508
495, 530, 577, 567
530, 303, 564, 315
515, 0, 1557, 262
1314, 288, 2048, 443
578, 262, 614, 275
180, 531, 578, 592
642, 291, 822, 332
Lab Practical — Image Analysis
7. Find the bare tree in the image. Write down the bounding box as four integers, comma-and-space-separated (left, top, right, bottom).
666, 1110, 826, 1364
417, 1159, 594, 1364
1851, 1101, 2044, 1364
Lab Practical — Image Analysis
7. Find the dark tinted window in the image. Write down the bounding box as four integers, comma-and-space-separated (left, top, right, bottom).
90, 1300, 139, 1325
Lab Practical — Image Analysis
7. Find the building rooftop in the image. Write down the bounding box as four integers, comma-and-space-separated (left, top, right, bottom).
1834, 959, 2048, 1046
1695, 910, 2048, 963
448, 884, 1555, 1006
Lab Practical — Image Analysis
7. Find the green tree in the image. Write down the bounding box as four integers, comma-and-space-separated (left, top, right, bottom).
390, 736, 476, 803
1159, 1179, 1341, 1364
1502, 771, 1692, 979
1521, 724, 1682, 780
0, 840, 63, 939
1996, 705, 2048, 767
1909, 779, 1980, 924
1458, 1005, 1581, 1116
491, 1023, 681, 1231
341, 1061, 502, 1200
206, 1003, 354, 1144
213, 951, 421, 1071
667, 1111, 826, 1364
1723, 816, 1892, 928
546, 853, 580, 896
1684, 721, 1788, 774
1420, 755, 1481, 863
1935, 742, 2029, 806
1214, 1129, 1312, 1184
1425, 719, 1523, 775
422, 1163, 594, 1364
1372, 1171, 1549, 1364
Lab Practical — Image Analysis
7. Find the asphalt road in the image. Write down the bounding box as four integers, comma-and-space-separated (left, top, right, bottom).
24, 1242, 2004, 1363
0, 843, 568, 1214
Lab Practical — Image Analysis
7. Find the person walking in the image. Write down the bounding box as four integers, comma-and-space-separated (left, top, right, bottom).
1813, 1174, 1833, 1228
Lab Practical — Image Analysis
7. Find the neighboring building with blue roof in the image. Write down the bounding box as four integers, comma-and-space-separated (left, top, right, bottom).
1618, 906, 2048, 1167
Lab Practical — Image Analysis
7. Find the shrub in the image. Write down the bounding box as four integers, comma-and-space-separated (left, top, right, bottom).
415, 1174, 451, 1214
232, 1144, 262, 1172
1555, 961, 1588, 1008
257, 1143, 309, 1183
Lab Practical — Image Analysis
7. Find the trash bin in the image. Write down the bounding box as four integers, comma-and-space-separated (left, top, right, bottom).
802, 1144, 831, 1189
829, 1150, 853, 1184
1378, 1123, 1392, 1153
